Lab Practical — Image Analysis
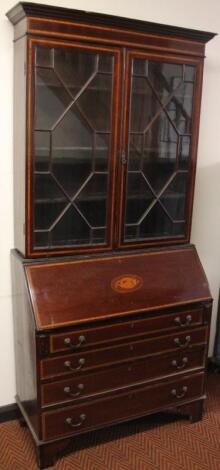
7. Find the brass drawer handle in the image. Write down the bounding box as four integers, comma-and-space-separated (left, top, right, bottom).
171, 386, 188, 399
174, 335, 191, 348
64, 384, 84, 398
65, 414, 86, 428
64, 335, 86, 349
64, 358, 85, 372
171, 357, 188, 369
174, 315, 192, 327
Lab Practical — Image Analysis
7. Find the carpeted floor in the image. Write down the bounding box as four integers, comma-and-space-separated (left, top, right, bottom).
0, 373, 220, 470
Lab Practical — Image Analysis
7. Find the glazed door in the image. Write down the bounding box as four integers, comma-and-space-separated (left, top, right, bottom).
28, 39, 121, 256
118, 50, 201, 248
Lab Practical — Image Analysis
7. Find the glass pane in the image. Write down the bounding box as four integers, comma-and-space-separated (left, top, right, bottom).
184, 65, 196, 82
35, 68, 71, 130
125, 173, 154, 224
54, 49, 97, 95
92, 228, 106, 243
98, 55, 113, 73
142, 112, 178, 193
166, 82, 194, 134
34, 232, 49, 248
75, 174, 108, 228
128, 134, 143, 171
51, 105, 93, 198
33, 45, 114, 249
179, 136, 191, 169
34, 131, 50, 171
34, 174, 68, 230
123, 56, 195, 243
138, 203, 177, 238
130, 77, 161, 132
160, 173, 188, 221
147, 61, 183, 103
77, 74, 113, 131
133, 58, 148, 76
36, 46, 54, 68
95, 134, 109, 171
51, 206, 91, 246
35, 201, 67, 230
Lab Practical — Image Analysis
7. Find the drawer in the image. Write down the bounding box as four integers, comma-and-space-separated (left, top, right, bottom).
49, 306, 204, 354
42, 371, 205, 440
41, 348, 205, 406
41, 326, 207, 379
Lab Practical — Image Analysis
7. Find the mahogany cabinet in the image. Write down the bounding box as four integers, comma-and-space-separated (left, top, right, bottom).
7, 2, 215, 468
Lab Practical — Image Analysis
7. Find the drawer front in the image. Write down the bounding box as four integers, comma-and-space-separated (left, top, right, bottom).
41, 348, 205, 406
50, 306, 204, 353
41, 326, 207, 379
42, 372, 205, 440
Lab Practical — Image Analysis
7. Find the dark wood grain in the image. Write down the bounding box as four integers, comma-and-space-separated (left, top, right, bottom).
42, 371, 205, 440
41, 348, 205, 407
25, 247, 211, 330
40, 327, 207, 380
7, 3, 216, 43
49, 305, 204, 354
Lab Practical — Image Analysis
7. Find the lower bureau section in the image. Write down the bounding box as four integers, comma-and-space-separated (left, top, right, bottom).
42, 372, 205, 440
41, 348, 205, 407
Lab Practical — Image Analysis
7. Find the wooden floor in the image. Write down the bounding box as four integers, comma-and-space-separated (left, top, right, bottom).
0, 373, 220, 470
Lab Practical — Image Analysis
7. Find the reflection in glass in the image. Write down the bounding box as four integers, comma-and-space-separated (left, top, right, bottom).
167, 82, 194, 134
148, 61, 183, 103
142, 112, 178, 193
124, 57, 195, 243
160, 173, 187, 221
130, 77, 161, 132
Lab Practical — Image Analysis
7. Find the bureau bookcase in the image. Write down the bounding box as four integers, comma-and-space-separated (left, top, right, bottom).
7, 3, 215, 468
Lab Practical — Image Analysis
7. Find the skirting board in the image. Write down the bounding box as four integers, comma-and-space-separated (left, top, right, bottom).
0, 403, 19, 423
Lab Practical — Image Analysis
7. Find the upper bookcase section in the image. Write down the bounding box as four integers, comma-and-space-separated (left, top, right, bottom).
7, 3, 216, 258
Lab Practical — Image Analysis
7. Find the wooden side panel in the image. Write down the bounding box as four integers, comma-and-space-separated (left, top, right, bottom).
13, 37, 27, 255
11, 251, 39, 436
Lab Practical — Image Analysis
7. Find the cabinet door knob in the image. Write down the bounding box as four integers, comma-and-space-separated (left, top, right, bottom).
171, 357, 188, 369
64, 335, 86, 349
64, 383, 84, 397
65, 414, 86, 428
174, 315, 192, 327
171, 386, 188, 399
64, 358, 85, 372
174, 335, 191, 348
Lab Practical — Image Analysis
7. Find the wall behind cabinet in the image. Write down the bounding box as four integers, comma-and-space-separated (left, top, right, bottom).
0, 0, 220, 406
